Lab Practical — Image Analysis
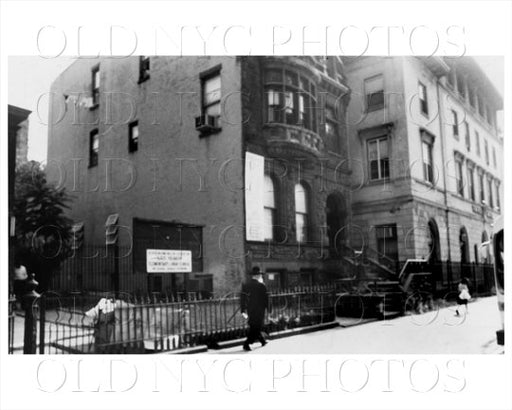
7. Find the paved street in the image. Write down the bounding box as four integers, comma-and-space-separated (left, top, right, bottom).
212, 296, 504, 354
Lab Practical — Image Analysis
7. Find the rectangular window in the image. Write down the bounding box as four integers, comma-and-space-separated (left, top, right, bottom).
464, 121, 471, 151
478, 95, 485, 117
128, 121, 139, 153
487, 106, 495, 127
91, 65, 100, 106
421, 140, 433, 183
468, 87, 476, 109
455, 159, 464, 197
495, 183, 500, 209
267, 90, 282, 123
447, 69, 455, 88
284, 91, 294, 124
479, 173, 485, 202
368, 136, 389, 181
89, 129, 99, 167
475, 131, 481, 156
492, 146, 497, 168
365, 75, 384, 112
418, 82, 429, 116
375, 224, 398, 262
488, 179, 494, 208
451, 110, 459, 138
139, 56, 150, 82
467, 166, 475, 201
202, 72, 221, 117
457, 74, 466, 100
484, 139, 489, 165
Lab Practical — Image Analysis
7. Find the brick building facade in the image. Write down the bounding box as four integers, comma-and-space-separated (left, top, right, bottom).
47, 56, 353, 295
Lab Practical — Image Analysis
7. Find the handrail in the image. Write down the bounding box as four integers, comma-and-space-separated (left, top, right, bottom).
398, 259, 428, 282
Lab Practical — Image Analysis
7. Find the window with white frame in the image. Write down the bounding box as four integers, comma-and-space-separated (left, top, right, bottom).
264, 68, 317, 131
367, 136, 390, 181
294, 183, 309, 243
202, 72, 221, 117
422, 140, 434, 183
263, 175, 277, 241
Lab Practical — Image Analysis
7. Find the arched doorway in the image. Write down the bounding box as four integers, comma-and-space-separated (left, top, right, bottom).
325, 192, 347, 256
459, 227, 470, 264
427, 219, 441, 263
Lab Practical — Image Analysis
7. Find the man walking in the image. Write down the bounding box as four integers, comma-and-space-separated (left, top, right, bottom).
240, 266, 269, 351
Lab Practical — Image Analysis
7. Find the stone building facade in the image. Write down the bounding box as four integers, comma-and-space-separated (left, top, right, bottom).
345, 56, 503, 266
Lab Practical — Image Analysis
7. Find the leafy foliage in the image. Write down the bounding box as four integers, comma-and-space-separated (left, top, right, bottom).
13, 161, 73, 288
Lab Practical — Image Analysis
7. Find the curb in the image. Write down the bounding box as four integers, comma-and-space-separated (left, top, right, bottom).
214, 321, 339, 350
158, 345, 209, 354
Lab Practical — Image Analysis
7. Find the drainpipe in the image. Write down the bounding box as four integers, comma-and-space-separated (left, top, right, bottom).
435, 78, 451, 263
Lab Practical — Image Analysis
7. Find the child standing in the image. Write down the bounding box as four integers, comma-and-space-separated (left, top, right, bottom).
455, 277, 471, 316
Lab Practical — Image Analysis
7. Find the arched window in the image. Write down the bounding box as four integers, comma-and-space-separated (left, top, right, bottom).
263, 175, 276, 240
295, 183, 309, 243
459, 227, 470, 264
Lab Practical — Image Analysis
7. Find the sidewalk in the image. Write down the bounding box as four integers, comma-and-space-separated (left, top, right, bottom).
208, 296, 504, 354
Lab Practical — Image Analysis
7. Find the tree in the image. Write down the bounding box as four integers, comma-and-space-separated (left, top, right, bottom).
13, 161, 73, 290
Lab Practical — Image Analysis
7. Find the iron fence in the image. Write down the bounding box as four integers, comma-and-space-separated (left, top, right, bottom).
35, 285, 337, 354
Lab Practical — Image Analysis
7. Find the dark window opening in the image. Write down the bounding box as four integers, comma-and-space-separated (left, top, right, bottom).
89, 129, 99, 167
419, 82, 429, 116
451, 110, 459, 138
91, 65, 100, 106
129, 121, 139, 153
139, 56, 150, 83
365, 75, 384, 112
375, 224, 398, 262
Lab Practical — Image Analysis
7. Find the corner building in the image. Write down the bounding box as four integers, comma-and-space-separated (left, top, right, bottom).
345, 56, 503, 268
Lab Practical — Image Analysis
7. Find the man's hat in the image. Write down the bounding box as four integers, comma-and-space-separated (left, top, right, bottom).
250, 266, 261, 275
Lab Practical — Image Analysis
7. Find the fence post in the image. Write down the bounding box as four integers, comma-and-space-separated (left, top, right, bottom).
23, 274, 40, 354
8, 294, 16, 354
39, 294, 46, 354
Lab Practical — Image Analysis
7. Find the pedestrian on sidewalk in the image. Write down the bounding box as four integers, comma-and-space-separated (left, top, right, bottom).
13, 264, 29, 310
240, 266, 269, 351
455, 277, 471, 316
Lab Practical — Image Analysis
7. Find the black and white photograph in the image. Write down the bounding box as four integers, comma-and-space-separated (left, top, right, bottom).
1, 1, 510, 410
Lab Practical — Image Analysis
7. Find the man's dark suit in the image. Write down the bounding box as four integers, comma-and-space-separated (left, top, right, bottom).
241, 278, 269, 348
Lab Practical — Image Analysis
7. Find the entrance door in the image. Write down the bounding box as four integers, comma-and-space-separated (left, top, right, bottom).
325, 192, 347, 256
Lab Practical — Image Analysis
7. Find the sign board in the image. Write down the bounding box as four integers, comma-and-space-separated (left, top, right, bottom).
245, 151, 265, 242
146, 249, 192, 273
